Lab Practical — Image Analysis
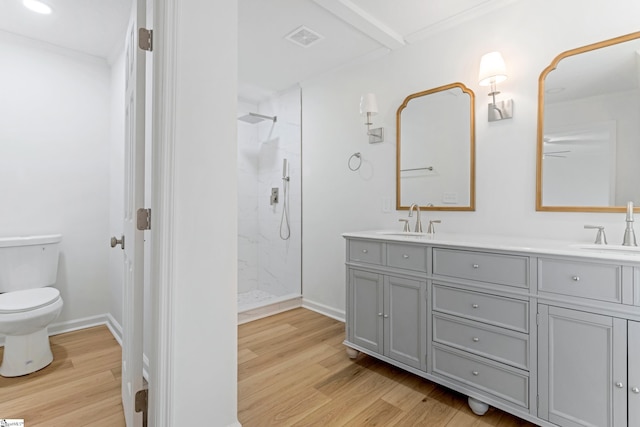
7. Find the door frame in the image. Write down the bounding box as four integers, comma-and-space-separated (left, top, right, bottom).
148, 1, 240, 426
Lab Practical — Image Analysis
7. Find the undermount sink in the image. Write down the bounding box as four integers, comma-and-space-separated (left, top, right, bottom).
376, 231, 431, 238
571, 244, 640, 255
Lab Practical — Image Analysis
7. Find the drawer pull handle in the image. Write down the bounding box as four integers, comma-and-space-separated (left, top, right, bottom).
632, 387, 640, 394
472, 371, 479, 376
362, 249, 368, 254
572, 276, 580, 281
472, 337, 480, 342
402, 254, 410, 259
616, 382, 624, 389
472, 264, 479, 269
472, 304, 479, 309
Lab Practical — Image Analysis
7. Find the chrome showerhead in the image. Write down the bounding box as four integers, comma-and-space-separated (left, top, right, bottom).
237, 112, 277, 124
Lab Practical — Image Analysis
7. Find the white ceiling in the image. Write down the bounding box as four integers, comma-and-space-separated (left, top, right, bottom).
0, 0, 132, 61
0, 0, 517, 100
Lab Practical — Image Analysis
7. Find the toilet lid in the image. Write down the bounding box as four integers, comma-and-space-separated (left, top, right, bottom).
0, 288, 61, 314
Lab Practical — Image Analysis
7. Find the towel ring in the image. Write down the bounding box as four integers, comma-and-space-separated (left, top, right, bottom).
348, 152, 362, 171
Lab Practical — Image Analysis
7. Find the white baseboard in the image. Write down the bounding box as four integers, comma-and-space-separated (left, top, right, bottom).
106, 313, 123, 345
0, 314, 112, 347
1, 313, 149, 379
302, 298, 345, 323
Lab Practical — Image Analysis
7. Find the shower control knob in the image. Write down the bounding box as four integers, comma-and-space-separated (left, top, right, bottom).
111, 235, 125, 250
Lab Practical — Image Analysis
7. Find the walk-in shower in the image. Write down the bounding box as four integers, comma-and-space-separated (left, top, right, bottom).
236, 89, 301, 323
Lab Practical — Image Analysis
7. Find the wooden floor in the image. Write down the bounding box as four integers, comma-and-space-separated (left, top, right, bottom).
0, 325, 125, 427
239, 308, 536, 427
0, 308, 536, 426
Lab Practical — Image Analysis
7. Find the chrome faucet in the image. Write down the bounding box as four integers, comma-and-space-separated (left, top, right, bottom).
622, 201, 637, 246
584, 225, 607, 245
408, 204, 423, 233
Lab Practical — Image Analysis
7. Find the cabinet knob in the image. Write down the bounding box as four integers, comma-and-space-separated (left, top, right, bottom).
632, 387, 639, 394
362, 249, 368, 254
572, 276, 580, 281
472, 371, 479, 376
378, 312, 383, 317
472, 337, 480, 342
616, 382, 624, 388
472, 264, 479, 269
402, 254, 410, 259
383, 314, 389, 318
472, 304, 479, 309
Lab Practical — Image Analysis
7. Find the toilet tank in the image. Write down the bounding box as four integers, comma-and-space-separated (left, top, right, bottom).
0, 234, 62, 292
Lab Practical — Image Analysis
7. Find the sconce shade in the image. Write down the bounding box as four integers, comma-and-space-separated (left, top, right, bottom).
478, 52, 507, 86
360, 93, 378, 115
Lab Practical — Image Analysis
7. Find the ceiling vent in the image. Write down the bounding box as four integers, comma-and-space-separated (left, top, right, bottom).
284, 25, 324, 48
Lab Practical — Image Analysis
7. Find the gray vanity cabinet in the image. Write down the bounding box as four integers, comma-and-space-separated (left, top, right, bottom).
349, 269, 383, 354
344, 233, 640, 427
537, 305, 628, 427
348, 268, 424, 370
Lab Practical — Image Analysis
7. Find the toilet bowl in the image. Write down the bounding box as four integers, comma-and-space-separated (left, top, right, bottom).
0, 234, 63, 377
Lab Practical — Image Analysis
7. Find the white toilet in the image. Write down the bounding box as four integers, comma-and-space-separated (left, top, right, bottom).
0, 234, 64, 377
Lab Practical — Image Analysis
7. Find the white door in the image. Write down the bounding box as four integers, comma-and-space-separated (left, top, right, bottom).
121, 0, 147, 425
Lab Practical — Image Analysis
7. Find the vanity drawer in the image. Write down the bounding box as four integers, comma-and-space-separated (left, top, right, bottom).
433, 248, 528, 288
433, 345, 529, 409
538, 258, 622, 303
433, 284, 529, 333
433, 314, 529, 370
387, 243, 427, 272
349, 240, 384, 265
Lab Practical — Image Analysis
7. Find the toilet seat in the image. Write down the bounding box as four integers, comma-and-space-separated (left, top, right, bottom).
0, 288, 61, 314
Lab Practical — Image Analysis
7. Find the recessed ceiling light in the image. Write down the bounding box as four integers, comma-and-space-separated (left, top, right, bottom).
23, 0, 53, 15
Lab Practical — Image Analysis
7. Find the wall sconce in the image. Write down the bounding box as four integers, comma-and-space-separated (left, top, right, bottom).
478, 52, 513, 122
360, 93, 384, 143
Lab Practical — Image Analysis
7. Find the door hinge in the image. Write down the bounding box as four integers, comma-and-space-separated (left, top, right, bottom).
137, 208, 151, 230
135, 388, 148, 427
138, 28, 153, 51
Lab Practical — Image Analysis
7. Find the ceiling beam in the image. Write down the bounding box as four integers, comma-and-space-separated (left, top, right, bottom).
312, 0, 406, 50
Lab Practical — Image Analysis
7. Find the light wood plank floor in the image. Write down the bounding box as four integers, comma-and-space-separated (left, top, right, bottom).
239, 308, 536, 427
0, 325, 125, 427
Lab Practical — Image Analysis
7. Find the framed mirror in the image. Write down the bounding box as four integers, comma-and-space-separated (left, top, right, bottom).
396, 82, 475, 210
536, 31, 640, 212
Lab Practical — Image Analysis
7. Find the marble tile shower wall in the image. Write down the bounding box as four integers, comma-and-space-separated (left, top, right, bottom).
237, 88, 302, 298
238, 100, 260, 294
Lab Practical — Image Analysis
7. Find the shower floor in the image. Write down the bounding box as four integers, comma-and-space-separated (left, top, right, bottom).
237, 289, 301, 324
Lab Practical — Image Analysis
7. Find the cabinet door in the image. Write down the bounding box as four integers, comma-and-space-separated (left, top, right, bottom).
349, 269, 383, 353
538, 305, 627, 427
384, 276, 424, 370
629, 321, 640, 426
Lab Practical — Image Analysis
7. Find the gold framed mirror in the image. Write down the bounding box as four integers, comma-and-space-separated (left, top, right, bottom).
536, 31, 640, 212
396, 82, 475, 211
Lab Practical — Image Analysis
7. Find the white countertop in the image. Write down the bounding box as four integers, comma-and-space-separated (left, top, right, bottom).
342, 230, 640, 263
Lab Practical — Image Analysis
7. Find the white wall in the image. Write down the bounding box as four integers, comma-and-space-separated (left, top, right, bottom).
166, 0, 238, 424
0, 31, 111, 325
301, 0, 640, 318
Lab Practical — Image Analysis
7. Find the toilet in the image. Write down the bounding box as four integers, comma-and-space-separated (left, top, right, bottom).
0, 234, 64, 377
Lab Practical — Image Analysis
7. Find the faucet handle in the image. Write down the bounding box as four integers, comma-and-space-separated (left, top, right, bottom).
427, 220, 441, 234
398, 219, 410, 232
584, 225, 607, 245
